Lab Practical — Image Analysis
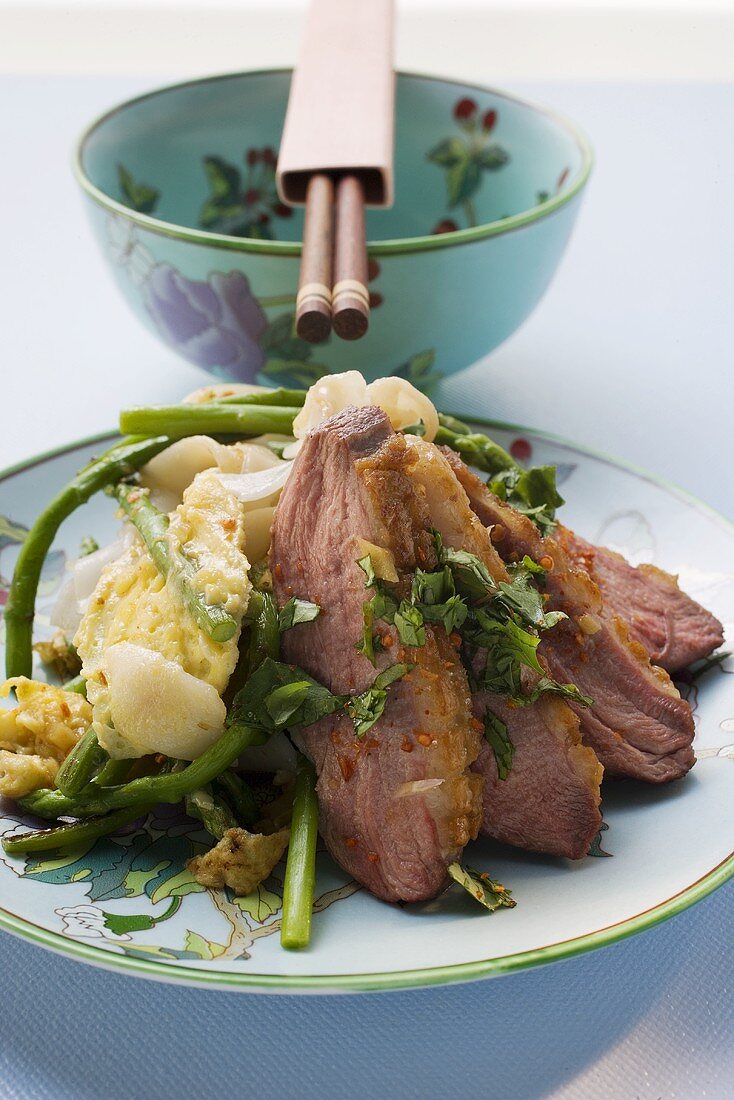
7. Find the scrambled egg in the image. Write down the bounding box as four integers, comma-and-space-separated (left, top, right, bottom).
75, 468, 252, 759
0, 678, 91, 798
187, 827, 290, 895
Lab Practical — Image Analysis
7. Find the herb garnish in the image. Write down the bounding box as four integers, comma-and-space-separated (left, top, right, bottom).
412, 413, 564, 536
227, 657, 411, 740
482, 708, 514, 780
447, 863, 517, 912
278, 597, 321, 632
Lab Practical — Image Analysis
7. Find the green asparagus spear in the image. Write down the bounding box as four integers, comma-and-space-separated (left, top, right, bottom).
214, 769, 259, 826
114, 483, 238, 643
119, 403, 299, 440
2, 805, 153, 855
280, 756, 319, 950
185, 786, 238, 839
18, 721, 269, 821
4, 434, 171, 679
54, 728, 108, 797
94, 757, 133, 787
217, 387, 306, 407
62, 674, 87, 696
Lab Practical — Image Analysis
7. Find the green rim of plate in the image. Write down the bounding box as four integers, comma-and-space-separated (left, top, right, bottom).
73, 69, 594, 258
0, 420, 731, 993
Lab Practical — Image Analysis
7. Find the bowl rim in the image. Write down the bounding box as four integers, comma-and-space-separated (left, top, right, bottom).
73, 68, 594, 257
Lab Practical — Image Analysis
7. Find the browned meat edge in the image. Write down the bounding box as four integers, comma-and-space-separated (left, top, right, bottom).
442, 448, 696, 783
270, 407, 482, 902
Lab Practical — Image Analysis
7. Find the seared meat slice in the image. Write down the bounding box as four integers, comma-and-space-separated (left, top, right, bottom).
561, 529, 724, 672
405, 437, 602, 858
444, 451, 696, 783
270, 406, 482, 902
473, 692, 603, 859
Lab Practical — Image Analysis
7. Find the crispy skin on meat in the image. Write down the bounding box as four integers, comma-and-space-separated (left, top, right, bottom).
443, 450, 696, 783
270, 407, 482, 902
405, 437, 602, 858
560, 529, 724, 672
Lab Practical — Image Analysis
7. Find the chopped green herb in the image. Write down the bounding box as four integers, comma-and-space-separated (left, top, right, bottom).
357, 554, 376, 587
447, 863, 516, 912
482, 708, 514, 780
228, 657, 411, 741
356, 600, 377, 666
348, 663, 412, 738
394, 601, 426, 648
278, 597, 321, 632
265, 681, 313, 726
229, 658, 345, 733
489, 465, 563, 537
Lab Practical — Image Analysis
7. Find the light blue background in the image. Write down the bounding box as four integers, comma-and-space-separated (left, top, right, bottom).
1, 77, 732, 1099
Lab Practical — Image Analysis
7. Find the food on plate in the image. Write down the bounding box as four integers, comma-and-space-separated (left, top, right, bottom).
445, 454, 697, 782
0, 373, 725, 948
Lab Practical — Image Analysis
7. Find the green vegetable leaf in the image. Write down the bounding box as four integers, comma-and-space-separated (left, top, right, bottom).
373, 663, 412, 691
447, 863, 516, 912
278, 597, 321, 632
348, 688, 387, 738
357, 554, 376, 587
482, 708, 514, 780
229, 658, 345, 733
356, 600, 377, 666
370, 586, 398, 624
411, 567, 468, 634
441, 547, 498, 602
394, 601, 426, 648
519, 677, 593, 709
265, 681, 312, 726
489, 466, 564, 537
347, 663, 411, 738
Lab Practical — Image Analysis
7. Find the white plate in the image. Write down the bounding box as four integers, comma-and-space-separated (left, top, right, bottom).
0, 422, 732, 992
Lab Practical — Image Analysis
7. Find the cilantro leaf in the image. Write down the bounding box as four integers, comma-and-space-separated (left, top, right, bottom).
228, 658, 345, 733
357, 554, 376, 587
482, 708, 514, 780
356, 600, 377, 666
394, 602, 426, 647
447, 863, 516, 912
519, 677, 593, 708
278, 597, 321, 632
441, 547, 498, 602
347, 663, 411, 738
373, 663, 412, 690
348, 688, 387, 738
489, 465, 564, 538
265, 681, 312, 726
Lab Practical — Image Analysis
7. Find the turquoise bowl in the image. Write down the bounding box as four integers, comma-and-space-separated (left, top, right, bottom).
75, 70, 592, 389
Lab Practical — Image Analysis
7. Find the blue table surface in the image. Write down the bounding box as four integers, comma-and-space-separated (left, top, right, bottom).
1, 76, 732, 1100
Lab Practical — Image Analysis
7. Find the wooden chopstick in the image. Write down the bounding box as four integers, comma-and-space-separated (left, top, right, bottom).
296, 172, 369, 344
332, 175, 369, 341
295, 173, 334, 343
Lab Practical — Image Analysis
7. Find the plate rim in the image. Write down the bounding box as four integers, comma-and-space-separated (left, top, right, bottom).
0, 420, 732, 994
